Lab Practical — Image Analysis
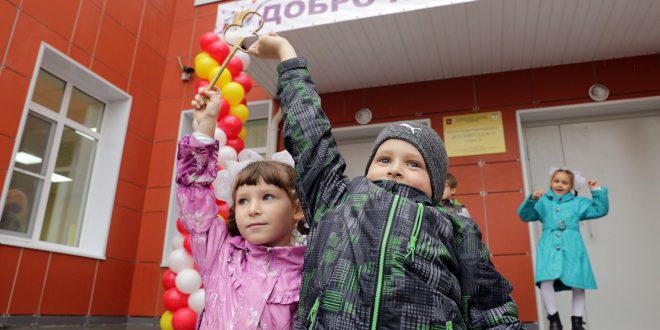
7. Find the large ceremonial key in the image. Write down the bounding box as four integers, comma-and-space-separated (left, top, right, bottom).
207, 11, 264, 90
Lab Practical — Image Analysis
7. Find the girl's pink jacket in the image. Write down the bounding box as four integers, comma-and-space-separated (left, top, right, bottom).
176, 135, 305, 329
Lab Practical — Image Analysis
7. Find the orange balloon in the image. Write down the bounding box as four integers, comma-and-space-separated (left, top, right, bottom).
229, 104, 250, 123
221, 82, 245, 106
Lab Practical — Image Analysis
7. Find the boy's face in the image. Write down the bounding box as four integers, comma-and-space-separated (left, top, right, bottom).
442, 183, 456, 200
366, 139, 432, 198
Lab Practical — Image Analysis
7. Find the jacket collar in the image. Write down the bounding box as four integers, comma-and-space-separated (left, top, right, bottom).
227, 236, 306, 270
372, 179, 434, 206
544, 189, 575, 203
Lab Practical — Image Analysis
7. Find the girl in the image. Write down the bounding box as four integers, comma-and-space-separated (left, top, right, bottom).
518, 168, 609, 330
177, 88, 306, 329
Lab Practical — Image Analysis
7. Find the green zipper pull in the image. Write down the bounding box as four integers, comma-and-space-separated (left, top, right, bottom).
308, 297, 320, 330
406, 203, 425, 261
446, 320, 453, 330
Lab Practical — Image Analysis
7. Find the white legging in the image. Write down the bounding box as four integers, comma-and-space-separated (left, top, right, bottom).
540, 280, 586, 317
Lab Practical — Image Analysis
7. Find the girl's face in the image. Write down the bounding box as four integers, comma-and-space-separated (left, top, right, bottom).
550, 171, 573, 195
234, 179, 303, 247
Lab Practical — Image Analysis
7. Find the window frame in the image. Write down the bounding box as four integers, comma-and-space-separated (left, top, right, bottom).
161, 100, 273, 266
0, 43, 132, 259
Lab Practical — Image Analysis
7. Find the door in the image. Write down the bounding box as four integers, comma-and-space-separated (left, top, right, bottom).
524, 115, 660, 329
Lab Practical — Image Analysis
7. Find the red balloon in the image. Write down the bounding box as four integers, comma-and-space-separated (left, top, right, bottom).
226, 56, 244, 78
194, 79, 209, 94
207, 40, 230, 63
172, 307, 197, 330
232, 73, 252, 94
217, 115, 243, 139
183, 234, 192, 254
240, 98, 247, 106
176, 218, 187, 234
162, 287, 189, 312
225, 138, 244, 153
216, 200, 230, 220
217, 98, 230, 119
199, 32, 220, 51
162, 270, 177, 290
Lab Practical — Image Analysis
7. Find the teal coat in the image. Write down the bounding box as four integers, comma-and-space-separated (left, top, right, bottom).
517, 188, 609, 291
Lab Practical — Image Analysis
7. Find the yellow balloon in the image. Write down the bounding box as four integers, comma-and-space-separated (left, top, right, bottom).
238, 127, 247, 140
208, 67, 232, 88
221, 82, 245, 106
195, 56, 218, 80
160, 311, 173, 330
230, 104, 250, 123
194, 52, 210, 68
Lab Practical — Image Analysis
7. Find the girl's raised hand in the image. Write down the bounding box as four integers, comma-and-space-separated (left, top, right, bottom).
247, 32, 297, 61
588, 180, 600, 189
532, 190, 545, 200
191, 87, 221, 137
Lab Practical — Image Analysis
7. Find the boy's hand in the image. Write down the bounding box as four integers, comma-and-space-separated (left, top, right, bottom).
588, 180, 600, 189
531, 190, 544, 200
247, 32, 297, 62
191, 87, 221, 137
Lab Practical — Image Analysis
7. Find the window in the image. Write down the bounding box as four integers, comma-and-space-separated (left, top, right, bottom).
161, 100, 273, 265
0, 44, 131, 259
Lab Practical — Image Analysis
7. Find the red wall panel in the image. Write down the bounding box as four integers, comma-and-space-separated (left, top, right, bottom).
8, 249, 49, 314
485, 191, 531, 255
40, 254, 96, 315
0, 245, 21, 313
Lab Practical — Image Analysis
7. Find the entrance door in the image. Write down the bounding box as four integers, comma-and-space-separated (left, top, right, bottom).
524, 115, 660, 329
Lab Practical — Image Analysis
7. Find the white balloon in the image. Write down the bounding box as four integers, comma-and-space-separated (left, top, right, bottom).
214, 127, 227, 147
171, 233, 184, 250
218, 146, 238, 168
188, 288, 205, 313
168, 248, 194, 273
223, 30, 242, 46
175, 268, 202, 294
236, 51, 251, 70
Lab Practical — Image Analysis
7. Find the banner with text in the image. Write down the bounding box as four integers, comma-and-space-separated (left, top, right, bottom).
215, 0, 476, 34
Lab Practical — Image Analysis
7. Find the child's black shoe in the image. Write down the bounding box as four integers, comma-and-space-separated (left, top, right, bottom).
547, 312, 562, 330
571, 316, 585, 330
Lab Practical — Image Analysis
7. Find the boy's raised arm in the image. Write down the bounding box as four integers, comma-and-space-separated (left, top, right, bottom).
277, 58, 349, 227
248, 34, 349, 227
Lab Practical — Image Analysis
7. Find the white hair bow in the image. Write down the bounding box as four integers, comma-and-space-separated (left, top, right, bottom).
548, 166, 587, 191
214, 149, 295, 205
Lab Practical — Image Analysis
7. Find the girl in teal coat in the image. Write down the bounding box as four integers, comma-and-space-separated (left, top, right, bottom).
518, 168, 609, 330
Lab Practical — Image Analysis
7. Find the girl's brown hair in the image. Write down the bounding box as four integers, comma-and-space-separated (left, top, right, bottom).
227, 160, 308, 236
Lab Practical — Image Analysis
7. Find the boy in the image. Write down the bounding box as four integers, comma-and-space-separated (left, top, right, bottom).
442, 173, 472, 218
249, 33, 522, 329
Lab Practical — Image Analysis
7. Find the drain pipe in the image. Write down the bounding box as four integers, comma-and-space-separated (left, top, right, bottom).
266, 109, 282, 158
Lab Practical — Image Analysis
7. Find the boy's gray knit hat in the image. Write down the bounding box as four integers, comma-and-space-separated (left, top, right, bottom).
364, 121, 448, 204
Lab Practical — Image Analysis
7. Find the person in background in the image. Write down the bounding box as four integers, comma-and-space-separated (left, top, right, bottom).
441, 172, 471, 218
518, 167, 608, 330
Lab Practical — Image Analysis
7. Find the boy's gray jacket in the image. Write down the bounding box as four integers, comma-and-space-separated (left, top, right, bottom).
278, 58, 523, 330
